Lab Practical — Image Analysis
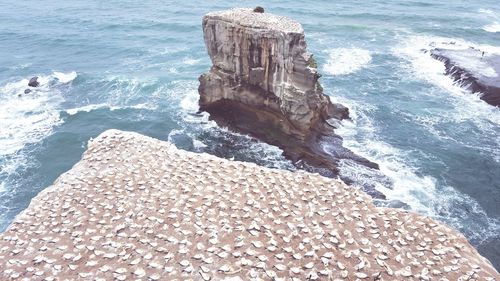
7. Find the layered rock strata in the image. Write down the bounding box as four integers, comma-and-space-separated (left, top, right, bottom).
430, 48, 500, 107
198, 8, 377, 181
0, 130, 498, 280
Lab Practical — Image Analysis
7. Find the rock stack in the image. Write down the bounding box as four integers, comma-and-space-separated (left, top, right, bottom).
198, 8, 377, 179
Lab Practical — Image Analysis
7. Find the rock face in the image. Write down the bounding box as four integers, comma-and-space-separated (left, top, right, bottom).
430, 48, 500, 107
28, 76, 39, 87
0, 129, 498, 279
198, 8, 377, 183
199, 8, 347, 140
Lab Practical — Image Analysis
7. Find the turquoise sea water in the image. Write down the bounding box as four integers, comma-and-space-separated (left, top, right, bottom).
0, 0, 499, 269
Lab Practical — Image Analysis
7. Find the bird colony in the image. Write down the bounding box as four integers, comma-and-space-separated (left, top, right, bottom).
0, 130, 498, 280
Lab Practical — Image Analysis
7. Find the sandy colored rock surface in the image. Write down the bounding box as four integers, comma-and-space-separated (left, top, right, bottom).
0, 130, 498, 280
199, 8, 347, 140
205, 8, 303, 34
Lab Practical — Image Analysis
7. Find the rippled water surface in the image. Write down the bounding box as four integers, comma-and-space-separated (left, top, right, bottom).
0, 0, 499, 269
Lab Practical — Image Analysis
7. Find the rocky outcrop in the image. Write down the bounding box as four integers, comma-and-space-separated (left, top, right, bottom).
0, 130, 498, 279
430, 48, 500, 107
198, 8, 377, 184
28, 76, 39, 87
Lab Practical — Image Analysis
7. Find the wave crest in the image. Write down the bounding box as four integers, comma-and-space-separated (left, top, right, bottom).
323, 48, 372, 76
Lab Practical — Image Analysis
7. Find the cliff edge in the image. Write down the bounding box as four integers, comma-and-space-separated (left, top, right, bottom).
0, 130, 498, 280
198, 8, 378, 183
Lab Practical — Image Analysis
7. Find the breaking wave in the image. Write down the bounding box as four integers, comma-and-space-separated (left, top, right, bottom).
483, 22, 500, 33
0, 71, 77, 156
323, 48, 372, 76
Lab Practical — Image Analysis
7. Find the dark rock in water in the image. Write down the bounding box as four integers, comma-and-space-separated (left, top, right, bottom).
430, 48, 500, 107
28, 76, 39, 87
253, 6, 264, 13
24, 89, 31, 94
198, 8, 383, 196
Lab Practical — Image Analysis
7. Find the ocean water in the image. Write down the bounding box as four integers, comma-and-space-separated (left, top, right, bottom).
0, 0, 499, 269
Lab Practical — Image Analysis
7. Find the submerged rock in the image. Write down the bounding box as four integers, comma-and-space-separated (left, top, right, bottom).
24, 89, 31, 94
430, 47, 500, 107
28, 76, 39, 87
198, 8, 378, 186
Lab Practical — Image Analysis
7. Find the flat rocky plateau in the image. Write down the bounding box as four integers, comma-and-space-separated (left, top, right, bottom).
0, 130, 498, 280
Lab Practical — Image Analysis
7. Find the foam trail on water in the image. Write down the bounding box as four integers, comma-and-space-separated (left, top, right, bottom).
478, 8, 499, 32
479, 9, 494, 15
334, 103, 436, 212
64, 75, 164, 116
64, 103, 152, 116
182, 57, 202, 66
323, 48, 372, 76
483, 22, 500, 33
53, 71, 77, 83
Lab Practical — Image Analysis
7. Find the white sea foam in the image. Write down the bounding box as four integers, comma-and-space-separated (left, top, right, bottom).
94, 75, 164, 111
65, 104, 108, 115
483, 22, 500, 33
168, 67, 179, 74
335, 108, 436, 212
0, 71, 77, 156
478, 8, 500, 32
192, 139, 208, 149
53, 71, 77, 83
65, 103, 152, 116
479, 8, 494, 15
323, 48, 372, 76
182, 57, 202, 66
